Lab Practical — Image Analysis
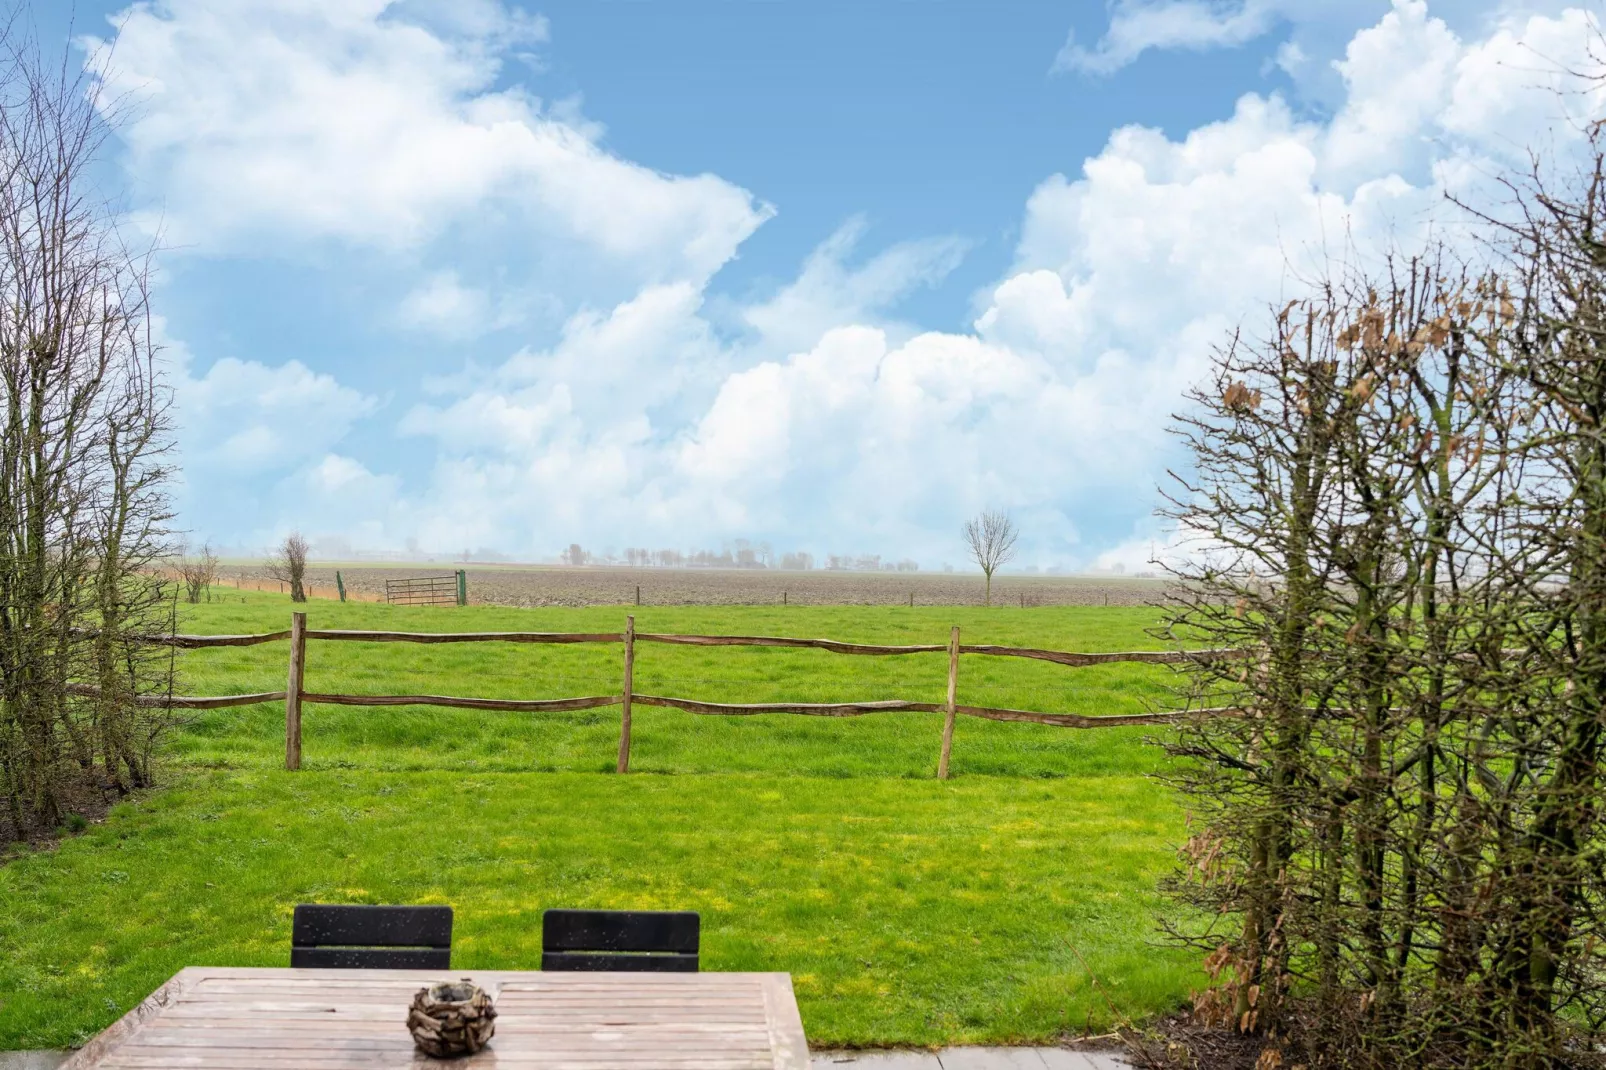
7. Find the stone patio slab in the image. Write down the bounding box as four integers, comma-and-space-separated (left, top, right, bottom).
813, 1052, 944, 1069
0, 1054, 67, 1070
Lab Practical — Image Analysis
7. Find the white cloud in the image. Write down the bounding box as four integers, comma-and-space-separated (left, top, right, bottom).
1439, 8, 1605, 151
1274, 39, 1309, 75
399, 271, 499, 338
1322, 1, 1464, 183
1055, 0, 1291, 75
171, 346, 383, 547
993, 95, 1349, 355
179, 356, 377, 476
293, 454, 407, 549
89, 0, 771, 288
1051, 0, 1586, 79
1318, 2, 1605, 192
738, 219, 968, 357
661, 325, 1154, 558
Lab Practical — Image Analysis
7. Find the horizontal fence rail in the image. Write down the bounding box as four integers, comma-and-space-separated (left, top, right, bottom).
958, 645, 1245, 666
118, 613, 1241, 777
307, 629, 625, 645
298, 693, 620, 713
165, 631, 293, 648
636, 633, 945, 655
628, 694, 1212, 728
65, 629, 295, 648
149, 690, 290, 709
65, 683, 289, 709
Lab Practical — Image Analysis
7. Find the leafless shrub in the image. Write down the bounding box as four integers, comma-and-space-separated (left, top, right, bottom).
177, 541, 218, 604
266, 532, 309, 603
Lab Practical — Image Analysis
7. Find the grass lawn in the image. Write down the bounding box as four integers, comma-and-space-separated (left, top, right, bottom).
0, 593, 1200, 1050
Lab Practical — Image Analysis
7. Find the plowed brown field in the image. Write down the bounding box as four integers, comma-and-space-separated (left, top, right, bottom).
225, 563, 1169, 607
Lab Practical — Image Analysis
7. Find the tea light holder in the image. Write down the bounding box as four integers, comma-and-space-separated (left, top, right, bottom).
407, 978, 497, 1057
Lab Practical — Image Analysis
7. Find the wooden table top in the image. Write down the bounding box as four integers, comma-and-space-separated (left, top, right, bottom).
60, 967, 810, 1069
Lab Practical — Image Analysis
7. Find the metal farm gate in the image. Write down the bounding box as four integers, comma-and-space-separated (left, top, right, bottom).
384, 570, 467, 606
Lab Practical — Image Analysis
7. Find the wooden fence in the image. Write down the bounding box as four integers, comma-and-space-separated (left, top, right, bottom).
137, 613, 1241, 777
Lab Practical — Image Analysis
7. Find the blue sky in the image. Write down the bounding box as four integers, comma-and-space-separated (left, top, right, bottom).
41, 0, 1606, 565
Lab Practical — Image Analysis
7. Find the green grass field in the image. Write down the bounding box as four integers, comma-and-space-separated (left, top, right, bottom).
0, 592, 1199, 1051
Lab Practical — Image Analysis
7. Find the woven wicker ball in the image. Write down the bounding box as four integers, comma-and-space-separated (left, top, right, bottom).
408, 979, 497, 1058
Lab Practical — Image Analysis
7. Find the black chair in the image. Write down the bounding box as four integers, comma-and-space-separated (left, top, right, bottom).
291, 904, 453, 969
542, 909, 699, 972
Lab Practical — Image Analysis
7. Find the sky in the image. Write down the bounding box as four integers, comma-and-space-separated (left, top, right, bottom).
38, 0, 1606, 567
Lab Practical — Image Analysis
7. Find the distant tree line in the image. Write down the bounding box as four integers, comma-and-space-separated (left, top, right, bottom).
563, 540, 919, 572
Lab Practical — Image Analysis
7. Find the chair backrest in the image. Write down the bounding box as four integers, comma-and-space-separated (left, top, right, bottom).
542, 909, 699, 972
292, 904, 452, 969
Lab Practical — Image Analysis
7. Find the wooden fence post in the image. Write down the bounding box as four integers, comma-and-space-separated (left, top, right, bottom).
938, 625, 959, 779
285, 611, 306, 771
617, 615, 636, 773
636, 584, 641, 606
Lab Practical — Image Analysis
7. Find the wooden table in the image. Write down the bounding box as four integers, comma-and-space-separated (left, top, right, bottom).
60, 967, 810, 1069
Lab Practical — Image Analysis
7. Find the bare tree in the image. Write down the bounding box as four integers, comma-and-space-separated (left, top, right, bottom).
177, 541, 218, 604
962, 511, 1018, 605
0, 30, 177, 838
266, 532, 309, 603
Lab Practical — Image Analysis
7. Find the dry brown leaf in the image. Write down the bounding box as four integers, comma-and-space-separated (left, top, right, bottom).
1360, 310, 1385, 349
1224, 381, 1262, 412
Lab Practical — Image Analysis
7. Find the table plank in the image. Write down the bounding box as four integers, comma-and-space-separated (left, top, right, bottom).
61, 968, 809, 1070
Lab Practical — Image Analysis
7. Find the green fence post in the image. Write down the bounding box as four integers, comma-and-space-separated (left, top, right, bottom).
457, 569, 467, 606
335, 570, 346, 602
